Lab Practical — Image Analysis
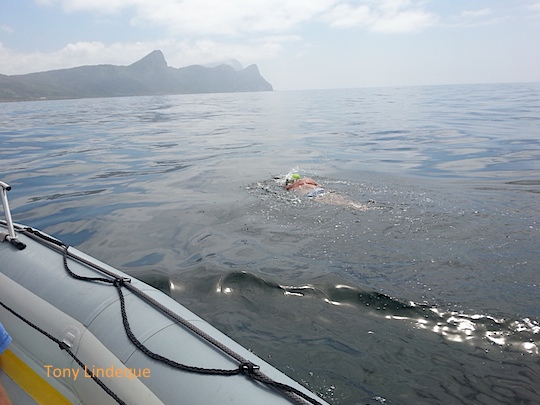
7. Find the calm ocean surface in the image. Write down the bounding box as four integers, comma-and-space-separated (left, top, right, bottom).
1, 83, 540, 404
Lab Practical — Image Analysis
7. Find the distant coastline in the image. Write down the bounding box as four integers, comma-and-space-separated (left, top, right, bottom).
0, 50, 273, 102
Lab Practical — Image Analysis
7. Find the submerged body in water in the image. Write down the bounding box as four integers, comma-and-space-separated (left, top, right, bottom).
284, 174, 370, 211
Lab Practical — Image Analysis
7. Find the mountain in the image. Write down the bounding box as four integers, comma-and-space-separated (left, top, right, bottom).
203, 59, 244, 71
0, 50, 273, 102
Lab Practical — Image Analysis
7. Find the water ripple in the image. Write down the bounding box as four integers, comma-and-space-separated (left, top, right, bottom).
215, 271, 540, 354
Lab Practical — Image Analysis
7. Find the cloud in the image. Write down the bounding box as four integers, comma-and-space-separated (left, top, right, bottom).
43, 0, 338, 35
461, 8, 492, 18
322, 0, 437, 33
166, 38, 285, 67
371, 9, 437, 32
41, 0, 437, 36
0, 25, 14, 34
451, 7, 509, 28
322, 4, 373, 29
525, 1, 540, 19
39, 0, 135, 14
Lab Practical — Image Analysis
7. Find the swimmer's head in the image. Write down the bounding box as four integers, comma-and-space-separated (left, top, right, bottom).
285, 172, 301, 185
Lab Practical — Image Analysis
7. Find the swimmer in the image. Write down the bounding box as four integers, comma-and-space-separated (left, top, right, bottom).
284, 174, 370, 211
285, 175, 321, 192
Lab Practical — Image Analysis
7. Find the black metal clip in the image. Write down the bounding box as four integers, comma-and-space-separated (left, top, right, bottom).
239, 362, 260, 375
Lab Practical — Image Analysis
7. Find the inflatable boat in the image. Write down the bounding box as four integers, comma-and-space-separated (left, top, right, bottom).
0, 181, 327, 405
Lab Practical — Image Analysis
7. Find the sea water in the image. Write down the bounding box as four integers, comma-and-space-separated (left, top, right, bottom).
1, 82, 540, 404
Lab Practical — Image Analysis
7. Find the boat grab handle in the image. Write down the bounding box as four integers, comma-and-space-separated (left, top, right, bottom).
0, 181, 26, 250
0, 181, 11, 191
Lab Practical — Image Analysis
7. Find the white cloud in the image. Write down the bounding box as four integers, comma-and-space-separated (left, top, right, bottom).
450, 7, 509, 28
0, 25, 14, 34
166, 38, 285, 67
461, 8, 492, 18
43, 0, 339, 36
134, 0, 346, 36
42, 0, 136, 14
371, 9, 437, 33
322, 0, 437, 33
258, 35, 304, 43
322, 4, 373, 29
41, 0, 437, 36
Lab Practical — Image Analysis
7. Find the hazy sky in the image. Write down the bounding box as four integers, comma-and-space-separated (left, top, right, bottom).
1, 0, 539, 90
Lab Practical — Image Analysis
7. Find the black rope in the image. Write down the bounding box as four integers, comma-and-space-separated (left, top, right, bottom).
12, 226, 325, 404
120, 281, 324, 405
62, 246, 120, 285
0, 301, 127, 405
251, 373, 326, 405
22, 226, 64, 247
57, 245, 249, 377
113, 277, 246, 376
